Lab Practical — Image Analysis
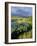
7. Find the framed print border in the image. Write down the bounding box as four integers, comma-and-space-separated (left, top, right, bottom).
5, 2, 36, 44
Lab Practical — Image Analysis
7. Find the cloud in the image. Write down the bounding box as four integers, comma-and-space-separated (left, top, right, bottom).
11, 7, 32, 17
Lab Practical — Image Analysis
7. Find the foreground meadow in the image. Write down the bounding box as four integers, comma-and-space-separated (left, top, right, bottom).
11, 16, 32, 39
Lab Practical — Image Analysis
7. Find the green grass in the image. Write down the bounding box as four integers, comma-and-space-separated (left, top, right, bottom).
18, 31, 32, 39
11, 16, 32, 38
11, 16, 32, 24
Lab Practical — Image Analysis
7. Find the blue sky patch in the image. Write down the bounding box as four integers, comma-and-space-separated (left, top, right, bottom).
11, 7, 32, 17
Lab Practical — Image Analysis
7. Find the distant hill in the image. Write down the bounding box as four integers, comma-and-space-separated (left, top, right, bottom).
11, 15, 32, 18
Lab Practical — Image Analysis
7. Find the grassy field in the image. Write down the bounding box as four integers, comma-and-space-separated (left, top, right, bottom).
11, 16, 32, 24
11, 16, 32, 39
17, 31, 32, 39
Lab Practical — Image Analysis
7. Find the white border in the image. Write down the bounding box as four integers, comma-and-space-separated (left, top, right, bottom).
8, 4, 35, 43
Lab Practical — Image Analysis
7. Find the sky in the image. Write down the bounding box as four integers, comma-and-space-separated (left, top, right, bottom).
11, 7, 32, 17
